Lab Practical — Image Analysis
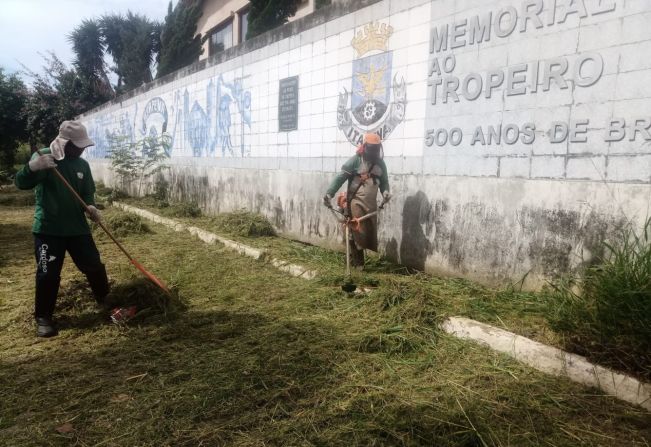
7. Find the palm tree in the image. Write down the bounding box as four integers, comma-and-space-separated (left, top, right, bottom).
68, 19, 113, 101
101, 13, 161, 93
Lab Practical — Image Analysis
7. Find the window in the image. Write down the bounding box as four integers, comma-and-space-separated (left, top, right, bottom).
239, 7, 250, 43
208, 19, 233, 56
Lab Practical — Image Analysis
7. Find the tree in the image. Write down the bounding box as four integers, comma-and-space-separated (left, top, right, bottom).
22, 53, 89, 147
157, 0, 204, 78
101, 13, 161, 93
0, 68, 28, 173
68, 19, 114, 109
247, 0, 301, 40
108, 134, 170, 196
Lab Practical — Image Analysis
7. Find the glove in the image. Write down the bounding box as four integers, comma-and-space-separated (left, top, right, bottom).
28, 154, 57, 172
86, 205, 101, 222
322, 193, 333, 208
382, 191, 392, 204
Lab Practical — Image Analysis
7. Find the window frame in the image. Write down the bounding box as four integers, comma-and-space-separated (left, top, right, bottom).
238, 6, 251, 44
207, 17, 234, 56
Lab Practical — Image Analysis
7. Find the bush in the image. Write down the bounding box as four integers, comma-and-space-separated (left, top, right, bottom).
211, 210, 276, 237
172, 201, 202, 218
15, 144, 32, 166
545, 218, 651, 379
153, 176, 169, 202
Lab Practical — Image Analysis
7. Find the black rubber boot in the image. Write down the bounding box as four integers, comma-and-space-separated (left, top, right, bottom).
36, 317, 58, 338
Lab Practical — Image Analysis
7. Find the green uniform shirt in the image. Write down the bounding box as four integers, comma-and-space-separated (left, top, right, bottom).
326, 155, 390, 197
15, 148, 96, 236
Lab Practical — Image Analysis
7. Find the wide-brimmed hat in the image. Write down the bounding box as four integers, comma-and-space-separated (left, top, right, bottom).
58, 120, 94, 148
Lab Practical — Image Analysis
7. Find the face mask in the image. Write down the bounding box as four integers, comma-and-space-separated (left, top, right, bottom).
364, 144, 381, 162
64, 143, 85, 159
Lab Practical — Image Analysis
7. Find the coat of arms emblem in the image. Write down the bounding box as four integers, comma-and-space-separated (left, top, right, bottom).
337, 21, 407, 145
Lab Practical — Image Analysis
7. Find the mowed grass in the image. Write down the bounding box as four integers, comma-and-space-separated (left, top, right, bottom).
119, 196, 561, 349
1, 198, 650, 445
120, 196, 651, 381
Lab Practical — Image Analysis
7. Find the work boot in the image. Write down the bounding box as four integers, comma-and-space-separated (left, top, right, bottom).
35, 317, 58, 338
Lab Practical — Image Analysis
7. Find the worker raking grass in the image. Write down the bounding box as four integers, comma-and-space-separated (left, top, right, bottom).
15, 120, 109, 338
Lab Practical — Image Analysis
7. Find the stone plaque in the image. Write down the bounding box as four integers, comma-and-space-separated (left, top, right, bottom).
278, 76, 299, 132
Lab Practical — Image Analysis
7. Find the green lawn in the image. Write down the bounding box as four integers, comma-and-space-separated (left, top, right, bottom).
1, 193, 650, 446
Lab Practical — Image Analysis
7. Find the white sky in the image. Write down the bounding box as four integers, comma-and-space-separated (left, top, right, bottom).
0, 0, 173, 79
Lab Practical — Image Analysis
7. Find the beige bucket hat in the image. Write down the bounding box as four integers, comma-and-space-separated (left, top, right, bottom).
49, 120, 95, 160
58, 120, 94, 148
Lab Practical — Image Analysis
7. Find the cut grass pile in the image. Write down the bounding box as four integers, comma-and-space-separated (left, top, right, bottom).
95, 212, 152, 238
210, 210, 277, 237
105, 279, 186, 323
2, 201, 649, 445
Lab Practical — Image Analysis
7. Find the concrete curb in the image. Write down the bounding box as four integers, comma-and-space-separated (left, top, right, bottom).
113, 203, 651, 411
113, 202, 317, 280
441, 317, 651, 411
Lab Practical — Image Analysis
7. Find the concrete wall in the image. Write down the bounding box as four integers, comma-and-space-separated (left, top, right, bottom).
80, 0, 651, 288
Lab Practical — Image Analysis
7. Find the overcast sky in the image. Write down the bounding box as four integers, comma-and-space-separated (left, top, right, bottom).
0, 0, 173, 79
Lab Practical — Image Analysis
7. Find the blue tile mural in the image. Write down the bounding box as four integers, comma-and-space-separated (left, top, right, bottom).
84, 74, 252, 159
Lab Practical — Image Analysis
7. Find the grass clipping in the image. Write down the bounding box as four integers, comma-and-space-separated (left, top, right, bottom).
211, 210, 276, 237
95, 212, 152, 238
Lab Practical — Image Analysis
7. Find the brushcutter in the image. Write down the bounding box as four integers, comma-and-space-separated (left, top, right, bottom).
327, 196, 388, 293
36, 150, 171, 295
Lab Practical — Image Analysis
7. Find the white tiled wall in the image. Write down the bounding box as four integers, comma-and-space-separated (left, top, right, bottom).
81, 0, 651, 184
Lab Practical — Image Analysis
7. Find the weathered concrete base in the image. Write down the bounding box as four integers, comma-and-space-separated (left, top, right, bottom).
93, 160, 651, 290
114, 202, 317, 280
441, 317, 651, 411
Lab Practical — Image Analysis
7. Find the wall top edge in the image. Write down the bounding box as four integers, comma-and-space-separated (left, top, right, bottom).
76, 0, 402, 119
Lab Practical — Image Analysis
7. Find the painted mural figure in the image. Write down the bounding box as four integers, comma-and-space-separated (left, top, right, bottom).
216, 75, 252, 157
85, 75, 252, 160
323, 133, 392, 270
86, 109, 135, 159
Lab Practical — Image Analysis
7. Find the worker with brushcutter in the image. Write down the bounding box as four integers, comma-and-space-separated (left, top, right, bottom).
323, 133, 391, 270
15, 120, 109, 338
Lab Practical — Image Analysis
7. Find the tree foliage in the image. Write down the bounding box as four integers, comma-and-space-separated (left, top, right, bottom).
100, 13, 161, 93
0, 68, 28, 172
247, 0, 301, 40
157, 0, 204, 79
21, 53, 94, 147
108, 134, 171, 196
68, 19, 113, 101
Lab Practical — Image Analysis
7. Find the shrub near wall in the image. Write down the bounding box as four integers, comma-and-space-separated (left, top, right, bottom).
546, 219, 651, 380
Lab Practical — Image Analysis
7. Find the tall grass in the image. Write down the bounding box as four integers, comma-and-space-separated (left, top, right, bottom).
545, 218, 651, 379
